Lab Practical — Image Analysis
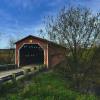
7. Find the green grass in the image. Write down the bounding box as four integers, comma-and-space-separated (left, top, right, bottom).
0, 71, 98, 100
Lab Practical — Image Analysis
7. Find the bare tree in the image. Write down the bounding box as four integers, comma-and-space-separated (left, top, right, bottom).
43, 6, 100, 89
8, 38, 15, 64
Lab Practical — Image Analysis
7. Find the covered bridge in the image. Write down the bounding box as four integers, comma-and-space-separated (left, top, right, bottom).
15, 35, 66, 68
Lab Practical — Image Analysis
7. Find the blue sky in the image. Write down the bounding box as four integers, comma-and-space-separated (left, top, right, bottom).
0, 0, 100, 48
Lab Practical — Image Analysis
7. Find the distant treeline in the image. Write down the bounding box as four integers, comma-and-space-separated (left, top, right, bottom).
0, 49, 15, 53
0, 49, 15, 65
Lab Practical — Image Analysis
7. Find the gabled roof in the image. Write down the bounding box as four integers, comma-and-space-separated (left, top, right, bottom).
15, 35, 66, 49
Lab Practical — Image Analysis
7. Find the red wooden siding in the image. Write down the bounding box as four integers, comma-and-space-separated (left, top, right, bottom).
15, 35, 66, 68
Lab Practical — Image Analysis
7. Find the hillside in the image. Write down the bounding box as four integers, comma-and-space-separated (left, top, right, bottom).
0, 71, 98, 100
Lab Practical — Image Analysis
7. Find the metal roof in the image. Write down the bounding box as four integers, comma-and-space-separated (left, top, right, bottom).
15, 35, 66, 49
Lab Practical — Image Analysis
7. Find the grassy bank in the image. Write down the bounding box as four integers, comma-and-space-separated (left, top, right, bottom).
0, 71, 98, 100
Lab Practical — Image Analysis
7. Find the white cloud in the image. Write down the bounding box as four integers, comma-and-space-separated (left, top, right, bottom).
0, 22, 46, 48
6, 0, 42, 10
7, 0, 32, 9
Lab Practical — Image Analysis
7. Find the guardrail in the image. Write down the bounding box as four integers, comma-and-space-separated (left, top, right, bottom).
0, 65, 47, 84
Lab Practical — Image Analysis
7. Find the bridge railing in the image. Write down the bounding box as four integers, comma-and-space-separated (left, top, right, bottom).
0, 64, 47, 84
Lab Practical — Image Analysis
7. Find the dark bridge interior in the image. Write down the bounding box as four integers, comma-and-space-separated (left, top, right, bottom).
19, 44, 44, 66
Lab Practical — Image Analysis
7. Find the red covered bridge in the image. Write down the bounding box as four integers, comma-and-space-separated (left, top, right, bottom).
15, 35, 66, 68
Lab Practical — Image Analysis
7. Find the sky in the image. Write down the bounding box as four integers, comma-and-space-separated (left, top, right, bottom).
0, 0, 100, 48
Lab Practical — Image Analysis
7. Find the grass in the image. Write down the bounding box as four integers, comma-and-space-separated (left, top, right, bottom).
0, 70, 98, 100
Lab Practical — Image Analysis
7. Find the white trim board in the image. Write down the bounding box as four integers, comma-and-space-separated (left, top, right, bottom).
17, 43, 45, 67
